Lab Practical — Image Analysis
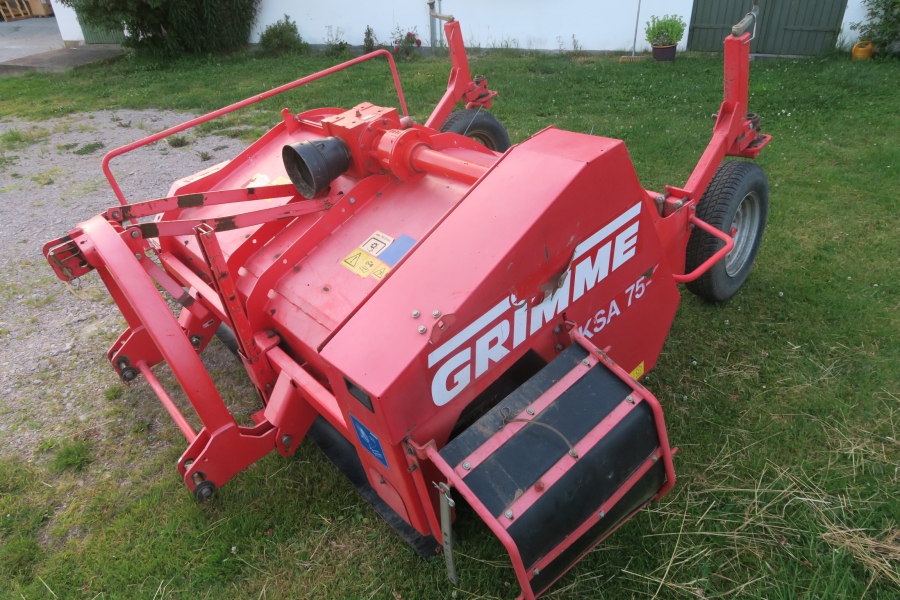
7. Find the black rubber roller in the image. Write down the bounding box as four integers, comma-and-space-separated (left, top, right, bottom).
282, 137, 351, 198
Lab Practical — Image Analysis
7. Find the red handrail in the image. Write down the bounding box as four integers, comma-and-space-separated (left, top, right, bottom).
102, 49, 410, 205
672, 216, 735, 283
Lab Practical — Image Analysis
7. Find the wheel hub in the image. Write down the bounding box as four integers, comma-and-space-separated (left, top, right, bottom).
725, 191, 760, 277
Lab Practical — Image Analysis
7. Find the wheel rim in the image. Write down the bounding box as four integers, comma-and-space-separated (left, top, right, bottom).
725, 190, 761, 277
467, 131, 496, 151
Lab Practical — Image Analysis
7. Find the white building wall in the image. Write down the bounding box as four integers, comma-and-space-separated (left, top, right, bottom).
252, 0, 695, 51
54, 1, 85, 44
52, 0, 869, 52
840, 0, 868, 45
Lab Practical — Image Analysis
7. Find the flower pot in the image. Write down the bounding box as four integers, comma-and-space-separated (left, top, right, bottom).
652, 44, 677, 62
852, 41, 875, 60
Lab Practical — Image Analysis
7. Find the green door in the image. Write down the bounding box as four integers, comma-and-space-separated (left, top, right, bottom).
688, 0, 849, 55
78, 16, 126, 44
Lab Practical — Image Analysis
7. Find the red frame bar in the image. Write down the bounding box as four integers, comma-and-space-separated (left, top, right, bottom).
102, 50, 409, 205
498, 400, 635, 528
132, 197, 330, 238
417, 441, 537, 600
136, 360, 196, 443
81, 216, 236, 433
157, 251, 228, 323
529, 449, 662, 577
266, 346, 348, 434
424, 20, 497, 130
108, 183, 301, 221
569, 327, 676, 501
662, 29, 770, 210
671, 215, 735, 283
412, 330, 677, 600
453, 357, 596, 477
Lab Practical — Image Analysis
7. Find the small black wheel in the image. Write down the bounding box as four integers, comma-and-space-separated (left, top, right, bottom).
685, 161, 769, 302
193, 480, 216, 502
440, 108, 511, 152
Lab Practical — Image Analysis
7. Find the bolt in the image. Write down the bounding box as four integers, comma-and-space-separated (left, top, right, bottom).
462, 461, 471, 470
189, 335, 202, 348
418, 325, 427, 334
281, 434, 292, 447
582, 359, 590, 366
412, 310, 420, 318
673, 199, 684, 209
555, 343, 564, 351
626, 395, 634, 404
432, 310, 441, 318
533, 568, 541, 576
121, 369, 136, 382
553, 325, 561, 334
134, 253, 142, 260
111, 211, 121, 219
526, 407, 534, 415
130, 230, 140, 238
598, 510, 605, 519
349, 197, 356, 204
655, 195, 665, 205
652, 455, 658, 462
504, 510, 514, 519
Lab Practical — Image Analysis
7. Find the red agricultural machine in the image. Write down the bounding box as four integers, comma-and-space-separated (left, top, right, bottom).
44, 2, 770, 597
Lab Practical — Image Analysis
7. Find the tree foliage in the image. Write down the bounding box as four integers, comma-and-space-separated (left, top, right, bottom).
852, 0, 900, 53
258, 14, 310, 56
58, 0, 259, 57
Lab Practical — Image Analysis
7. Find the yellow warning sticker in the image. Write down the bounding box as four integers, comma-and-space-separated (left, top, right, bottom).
341, 249, 391, 279
629, 361, 645, 380
265, 176, 293, 201
244, 173, 270, 188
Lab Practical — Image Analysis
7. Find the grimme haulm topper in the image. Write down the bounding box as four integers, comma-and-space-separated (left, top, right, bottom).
44, 3, 770, 597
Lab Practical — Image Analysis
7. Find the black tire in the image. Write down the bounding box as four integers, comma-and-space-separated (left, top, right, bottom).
685, 161, 769, 302
440, 108, 511, 152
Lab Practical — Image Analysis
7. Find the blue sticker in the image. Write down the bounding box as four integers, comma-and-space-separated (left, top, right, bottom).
350, 414, 389, 469
378, 234, 417, 267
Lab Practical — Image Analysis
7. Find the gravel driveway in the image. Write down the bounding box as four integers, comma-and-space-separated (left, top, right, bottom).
0, 110, 251, 461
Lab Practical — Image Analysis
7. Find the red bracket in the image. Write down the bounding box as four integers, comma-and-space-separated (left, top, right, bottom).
671, 216, 735, 283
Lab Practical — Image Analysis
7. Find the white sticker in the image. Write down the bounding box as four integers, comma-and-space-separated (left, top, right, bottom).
358, 231, 394, 257
244, 173, 270, 188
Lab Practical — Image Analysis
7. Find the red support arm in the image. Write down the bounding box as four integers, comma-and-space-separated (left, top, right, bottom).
664, 16, 770, 208
102, 50, 409, 205
425, 19, 498, 130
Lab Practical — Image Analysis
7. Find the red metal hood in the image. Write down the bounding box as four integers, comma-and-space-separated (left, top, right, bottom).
321, 127, 677, 445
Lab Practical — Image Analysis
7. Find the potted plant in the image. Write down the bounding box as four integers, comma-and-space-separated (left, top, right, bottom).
645, 15, 687, 61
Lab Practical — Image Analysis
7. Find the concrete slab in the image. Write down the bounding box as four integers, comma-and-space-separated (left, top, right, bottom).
0, 44, 122, 77
0, 16, 64, 62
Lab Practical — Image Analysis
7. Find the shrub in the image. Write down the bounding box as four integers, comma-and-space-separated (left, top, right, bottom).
645, 14, 687, 47
363, 25, 377, 54
57, 0, 259, 57
259, 14, 310, 55
323, 26, 351, 59
852, 0, 900, 54
391, 25, 422, 59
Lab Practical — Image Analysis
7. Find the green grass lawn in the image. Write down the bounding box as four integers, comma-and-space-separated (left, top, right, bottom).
1, 49, 899, 599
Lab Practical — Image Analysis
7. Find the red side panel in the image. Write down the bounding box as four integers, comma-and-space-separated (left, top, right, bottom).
322, 128, 681, 448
